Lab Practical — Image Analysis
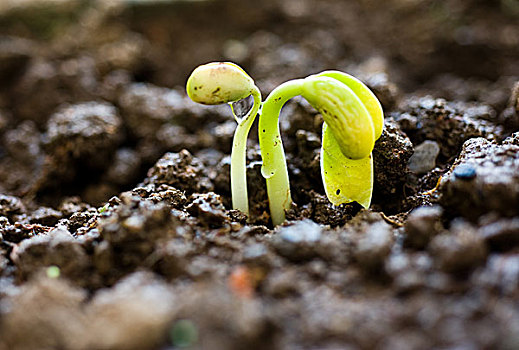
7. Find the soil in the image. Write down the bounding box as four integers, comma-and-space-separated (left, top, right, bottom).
0, 0, 518, 349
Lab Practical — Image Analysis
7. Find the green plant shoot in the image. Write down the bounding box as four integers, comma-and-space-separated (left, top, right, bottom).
187, 62, 383, 226
314, 71, 383, 208
259, 71, 383, 225
186, 62, 261, 217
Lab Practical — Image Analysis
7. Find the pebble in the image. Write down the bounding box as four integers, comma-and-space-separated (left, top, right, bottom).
408, 140, 440, 174
453, 164, 477, 180
392, 97, 503, 159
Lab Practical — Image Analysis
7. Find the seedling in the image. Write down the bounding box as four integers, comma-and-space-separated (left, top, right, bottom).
187, 62, 261, 217
187, 62, 383, 226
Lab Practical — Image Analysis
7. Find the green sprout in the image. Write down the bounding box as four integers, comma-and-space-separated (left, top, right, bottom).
259, 71, 383, 225
186, 62, 383, 226
187, 62, 261, 217
46, 265, 61, 279
98, 203, 109, 214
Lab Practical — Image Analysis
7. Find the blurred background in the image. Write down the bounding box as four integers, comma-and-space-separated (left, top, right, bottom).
1, 0, 517, 89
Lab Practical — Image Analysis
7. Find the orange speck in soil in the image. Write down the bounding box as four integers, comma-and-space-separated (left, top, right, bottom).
228, 266, 254, 298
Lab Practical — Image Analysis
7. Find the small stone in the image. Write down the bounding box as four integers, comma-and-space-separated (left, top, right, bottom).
408, 140, 440, 174
391, 97, 503, 159
453, 164, 477, 180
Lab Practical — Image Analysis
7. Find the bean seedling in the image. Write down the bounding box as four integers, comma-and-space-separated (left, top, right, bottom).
187, 62, 383, 226
186, 62, 261, 217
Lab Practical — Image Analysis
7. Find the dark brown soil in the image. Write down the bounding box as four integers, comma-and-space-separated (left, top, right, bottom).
0, 1, 518, 349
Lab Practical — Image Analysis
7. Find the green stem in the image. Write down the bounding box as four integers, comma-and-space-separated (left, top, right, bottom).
258, 79, 304, 226
230, 86, 262, 216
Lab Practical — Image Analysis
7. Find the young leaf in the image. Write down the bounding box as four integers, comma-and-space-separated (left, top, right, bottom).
321, 123, 373, 208
302, 76, 375, 160
186, 62, 261, 217
315, 71, 384, 139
